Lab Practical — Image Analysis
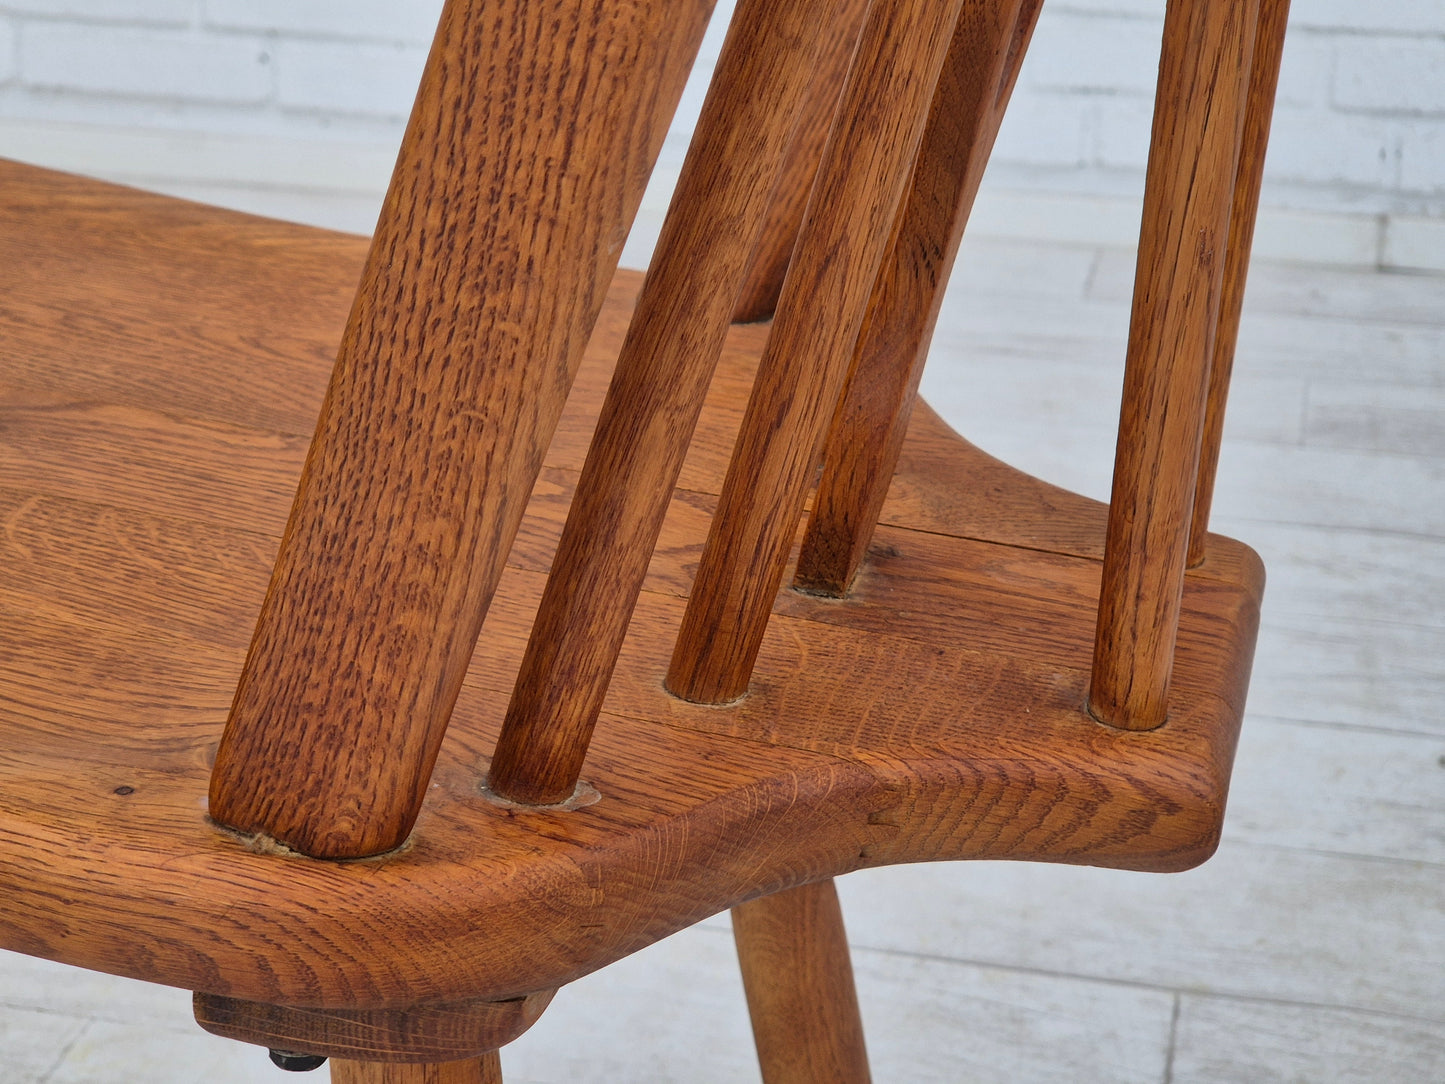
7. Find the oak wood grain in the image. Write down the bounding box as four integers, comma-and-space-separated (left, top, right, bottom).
1089, 0, 1259, 730
1189, 0, 1292, 567
0, 162, 1262, 1013
730, 0, 871, 325
488, 0, 833, 806
194, 989, 553, 1063
329, 1053, 502, 1084
667, 0, 969, 704
795, 0, 1037, 596
207, 0, 716, 858
733, 881, 870, 1084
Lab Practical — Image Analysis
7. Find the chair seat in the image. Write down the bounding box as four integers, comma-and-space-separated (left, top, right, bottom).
0, 160, 1262, 1011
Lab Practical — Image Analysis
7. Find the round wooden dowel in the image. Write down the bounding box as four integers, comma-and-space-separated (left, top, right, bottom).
733, 880, 871, 1084
487, 0, 834, 806
1090, 0, 1259, 731
731, 0, 871, 325
207, 0, 714, 857
795, 0, 1039, 596
1189, 0, 1292, 567
668, 0, 969, 705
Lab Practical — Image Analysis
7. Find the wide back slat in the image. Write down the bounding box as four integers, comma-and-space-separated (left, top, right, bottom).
794, 0, 1040, 597
1089, 0, 1259, 731
486, 0, 834, 807
207, 0, 715, 858
667, 0, 967, 705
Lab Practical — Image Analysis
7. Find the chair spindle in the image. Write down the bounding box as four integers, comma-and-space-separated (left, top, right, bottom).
207, 0, 714, 857
487, 0, 834, 805
1089, 0, 1260, 731
667, 0, 968, 705
731, 0, 871, 325
794, 0, 1040, 596
1189, 0, 1292, 567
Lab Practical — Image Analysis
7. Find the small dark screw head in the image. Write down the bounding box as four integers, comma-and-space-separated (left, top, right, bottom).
268, 1049, 328, 1072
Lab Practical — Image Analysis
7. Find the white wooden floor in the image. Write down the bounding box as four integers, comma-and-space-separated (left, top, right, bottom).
1, 181, 1442, 1081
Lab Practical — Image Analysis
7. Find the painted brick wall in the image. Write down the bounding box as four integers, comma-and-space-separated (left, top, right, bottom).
996, 2, 1445, 208
0, 1, 1441, 266
0, 1, 439, 130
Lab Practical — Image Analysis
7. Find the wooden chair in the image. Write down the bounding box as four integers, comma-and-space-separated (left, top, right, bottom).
0, 0, 1288, 1079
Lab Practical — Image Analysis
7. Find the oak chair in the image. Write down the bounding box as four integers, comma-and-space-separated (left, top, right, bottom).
0, 0, 1288, 1079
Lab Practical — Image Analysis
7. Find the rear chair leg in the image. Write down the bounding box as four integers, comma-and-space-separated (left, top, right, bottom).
328, 1052, 502, 1084
733, 880, 871, 1084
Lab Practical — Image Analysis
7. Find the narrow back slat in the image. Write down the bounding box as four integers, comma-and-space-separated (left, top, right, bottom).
1089, 0, 1259, 731
794, 0, 1039, 597
485, 0, 834, 807
667, 0, 968, 705
1189, 0, 1292, 567
730, 0, 871, 325
207, 0, 715, 858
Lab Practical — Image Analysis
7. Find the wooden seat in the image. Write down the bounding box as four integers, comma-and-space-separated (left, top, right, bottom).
0, 0, 1287, 1079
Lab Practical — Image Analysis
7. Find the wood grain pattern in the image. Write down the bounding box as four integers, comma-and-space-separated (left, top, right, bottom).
730, 0, 871, 325
488, 0, 833, 806
1189, 0, 1292, 567
667, 0, 968, 704
207, 0, 715, 858
193, 989, 553, 1063
733, 881, 870, 1084
329, 1053, 502, 1084
1089, 0, 1259, 730
0, 164, 1262, 1013
795, 0, 1037, 596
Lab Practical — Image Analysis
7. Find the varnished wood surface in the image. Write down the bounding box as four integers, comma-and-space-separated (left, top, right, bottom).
667, 0, 969, 704
489, 0, 833, 806
208, 0, 716, 858
795, 0, 1037, 596
733, 881, 871, 1084
329, 1052, 502, 1084
1189, 0, 1292, 567
729, 0, 871, 325
194, 988, 553, 1062
0, 162, 1261, 1011
1089, 0, 1259, 730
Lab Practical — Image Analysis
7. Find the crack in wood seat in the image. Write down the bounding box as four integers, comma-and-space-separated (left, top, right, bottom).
0, 160, 1261, 1012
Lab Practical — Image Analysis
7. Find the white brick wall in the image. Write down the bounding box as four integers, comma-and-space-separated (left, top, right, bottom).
275, 38, 428, 116
0, 0, 442, 137
0, 18, 13, 83
5, 1, 192, 23
0, 0, 1441, 268
23, 23, 271, 103
203, 0, 438, 44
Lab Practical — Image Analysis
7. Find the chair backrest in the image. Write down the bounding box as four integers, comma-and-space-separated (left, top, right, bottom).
206, 0, 1277, 870
206, 0, 717, 858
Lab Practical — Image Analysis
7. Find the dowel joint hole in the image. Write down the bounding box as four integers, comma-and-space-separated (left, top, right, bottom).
479, 779, 601, 813
1083, 699, 1168, 734
205, 817, 415, 862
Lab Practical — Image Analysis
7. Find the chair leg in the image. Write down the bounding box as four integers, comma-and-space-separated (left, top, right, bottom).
329, 1051, 502, 1084
733, 880, 871, 1084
